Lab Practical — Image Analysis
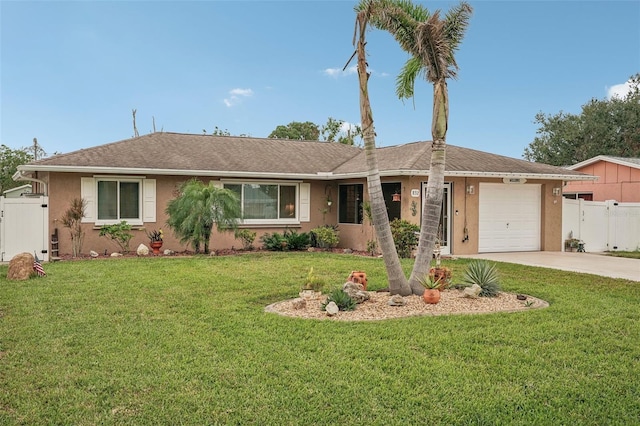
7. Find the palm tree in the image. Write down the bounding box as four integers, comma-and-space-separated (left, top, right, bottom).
165, 179, 241, 254
361, 0, 472, 295
353, 4, 412, 295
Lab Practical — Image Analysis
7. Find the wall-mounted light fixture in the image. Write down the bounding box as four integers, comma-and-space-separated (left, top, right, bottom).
466, 185, 475, 195
552, 187, 562, 197
392, 192, 401, 202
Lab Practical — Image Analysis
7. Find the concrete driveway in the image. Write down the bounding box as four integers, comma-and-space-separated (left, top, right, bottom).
461, 251, 639, 282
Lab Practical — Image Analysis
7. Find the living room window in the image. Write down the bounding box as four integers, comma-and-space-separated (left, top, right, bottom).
223, 182, 298, 223
96, 179, 141, 222
339, 184, 363, 224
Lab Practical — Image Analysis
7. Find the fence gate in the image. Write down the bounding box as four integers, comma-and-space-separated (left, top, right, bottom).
0, 195, 49, 262
562, 198, 640, 252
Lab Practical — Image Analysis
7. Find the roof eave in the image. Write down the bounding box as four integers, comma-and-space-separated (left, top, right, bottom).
17, 165, 596, 182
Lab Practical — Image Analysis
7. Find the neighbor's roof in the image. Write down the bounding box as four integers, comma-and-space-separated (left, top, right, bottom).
567, 155, 640, 171
18, 132, 593, 181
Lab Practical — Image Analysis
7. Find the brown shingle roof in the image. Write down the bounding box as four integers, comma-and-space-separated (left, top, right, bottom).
25, 132, 590, 179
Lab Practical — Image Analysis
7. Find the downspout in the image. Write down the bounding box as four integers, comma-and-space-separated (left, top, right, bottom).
12, 170, 48, 196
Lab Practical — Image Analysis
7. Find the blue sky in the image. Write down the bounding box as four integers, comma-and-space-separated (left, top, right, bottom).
1, 1, 638, 159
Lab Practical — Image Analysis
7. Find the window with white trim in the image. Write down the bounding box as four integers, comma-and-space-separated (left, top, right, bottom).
223, 182, 299, 223
81, 177, 156, 225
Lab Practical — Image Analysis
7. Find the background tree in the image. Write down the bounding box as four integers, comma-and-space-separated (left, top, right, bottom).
364, 0, 472, 295
320, 117, 363, 145
268, 121, 320, 140
524, 74, 640, 165
0, 145, 34, 193
165, 179, 241, 254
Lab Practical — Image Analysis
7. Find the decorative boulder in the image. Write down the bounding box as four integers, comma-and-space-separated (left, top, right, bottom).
325, 301, 339, 316
136, 244, 149, 256
464, 284, 482, 298
163, 249, 175, 256
90, 250, 99, 258
110, 252, 123, 257
7, 252, 35, 281
342, 281, 370, 304
292, 298, 307, 310
388, 294, 406, 306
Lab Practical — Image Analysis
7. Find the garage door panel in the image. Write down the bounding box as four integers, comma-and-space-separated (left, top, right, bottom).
479, 184, 540, 253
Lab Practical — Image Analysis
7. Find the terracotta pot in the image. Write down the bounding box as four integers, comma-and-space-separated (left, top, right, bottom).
150, 241, 163, 255
423, 289, 441, 304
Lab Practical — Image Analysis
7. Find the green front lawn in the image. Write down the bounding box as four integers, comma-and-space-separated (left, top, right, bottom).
1, 253, 638, 424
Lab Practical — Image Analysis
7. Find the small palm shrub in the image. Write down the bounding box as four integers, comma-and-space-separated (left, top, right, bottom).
99, 221, 134, 253
461, 260, 501, 297
322, 288, 356, 311
283, 229, 310, 250
260, 232, 288, 251
390, 219, 419, 258
311, 225, 339, 248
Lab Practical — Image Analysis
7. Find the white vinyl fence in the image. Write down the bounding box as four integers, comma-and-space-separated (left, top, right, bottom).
563, 198, 640, 252
0, 195, 49, 261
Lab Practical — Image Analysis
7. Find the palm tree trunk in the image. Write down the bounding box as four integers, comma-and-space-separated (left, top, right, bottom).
357, 11, 411, 296
409, 80, 448, 295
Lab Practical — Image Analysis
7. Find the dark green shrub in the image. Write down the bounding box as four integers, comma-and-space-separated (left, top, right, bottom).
283, 229, 310, 251
390, 219, 420, 258
260, 232, 288, 251
322, 288, 356, 312
461, 260, 501, 297
311, 225, 339, 248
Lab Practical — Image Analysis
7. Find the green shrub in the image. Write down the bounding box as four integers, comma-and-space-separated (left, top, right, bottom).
461, 260, 501, 297
311, 225, 339, 248
302, 267, 325, 291
260, 232, 288, 251
99, 221, 134, 253
283, 229, 310, 251
390, 219, 420, 258
322, 288, 356, 312
234, 229, 256, 250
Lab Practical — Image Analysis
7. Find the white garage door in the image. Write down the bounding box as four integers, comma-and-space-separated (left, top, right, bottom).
478, 183, 541, 253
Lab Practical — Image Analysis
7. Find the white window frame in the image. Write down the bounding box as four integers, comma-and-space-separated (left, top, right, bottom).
221, 180, 304, 225
81, 176, 156, 226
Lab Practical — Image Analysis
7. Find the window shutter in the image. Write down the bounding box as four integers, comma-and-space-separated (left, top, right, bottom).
299, 183, 310, 222
80, 177, 95, 223
143, 179, 156, 222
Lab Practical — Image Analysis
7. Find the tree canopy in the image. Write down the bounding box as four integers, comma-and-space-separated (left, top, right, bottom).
0, 145, 34, 193
524, 74, 640, 166
268, 121, 320, 140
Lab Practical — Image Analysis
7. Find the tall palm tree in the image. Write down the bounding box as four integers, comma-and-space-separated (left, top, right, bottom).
353, 4, 412, 295
361, 0, 473, 294
166, 179, 241, 254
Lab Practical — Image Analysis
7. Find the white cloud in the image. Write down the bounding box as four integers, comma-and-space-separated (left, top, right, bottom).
223, 88, 254, 107
340, 121, 360, 133
606, 79, 633, 99
323, 65, 358, 77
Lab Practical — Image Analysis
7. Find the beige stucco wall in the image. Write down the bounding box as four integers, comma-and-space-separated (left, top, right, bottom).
46, 172, 563, 256
564, 161, 640, 202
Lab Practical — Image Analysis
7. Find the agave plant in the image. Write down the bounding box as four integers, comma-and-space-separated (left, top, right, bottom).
416, 274, 442, 290
461, 260, 501, 297
322, 289, 356, 312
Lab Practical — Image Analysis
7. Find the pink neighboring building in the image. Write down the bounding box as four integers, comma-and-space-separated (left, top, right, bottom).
563, 156, 640, 202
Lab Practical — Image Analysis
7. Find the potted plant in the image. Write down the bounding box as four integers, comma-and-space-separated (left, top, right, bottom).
417, 274, 442, 304
146, 229, 164, 255
299, 267, 325, 299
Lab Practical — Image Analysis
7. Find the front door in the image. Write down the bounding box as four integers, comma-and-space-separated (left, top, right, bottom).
421, 182, 451, 255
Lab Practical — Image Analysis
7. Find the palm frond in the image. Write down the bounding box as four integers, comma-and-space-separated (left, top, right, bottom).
395, 56, 423, 99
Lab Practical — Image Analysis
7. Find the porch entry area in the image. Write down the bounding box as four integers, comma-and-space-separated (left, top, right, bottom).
420, 182, 452, 255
